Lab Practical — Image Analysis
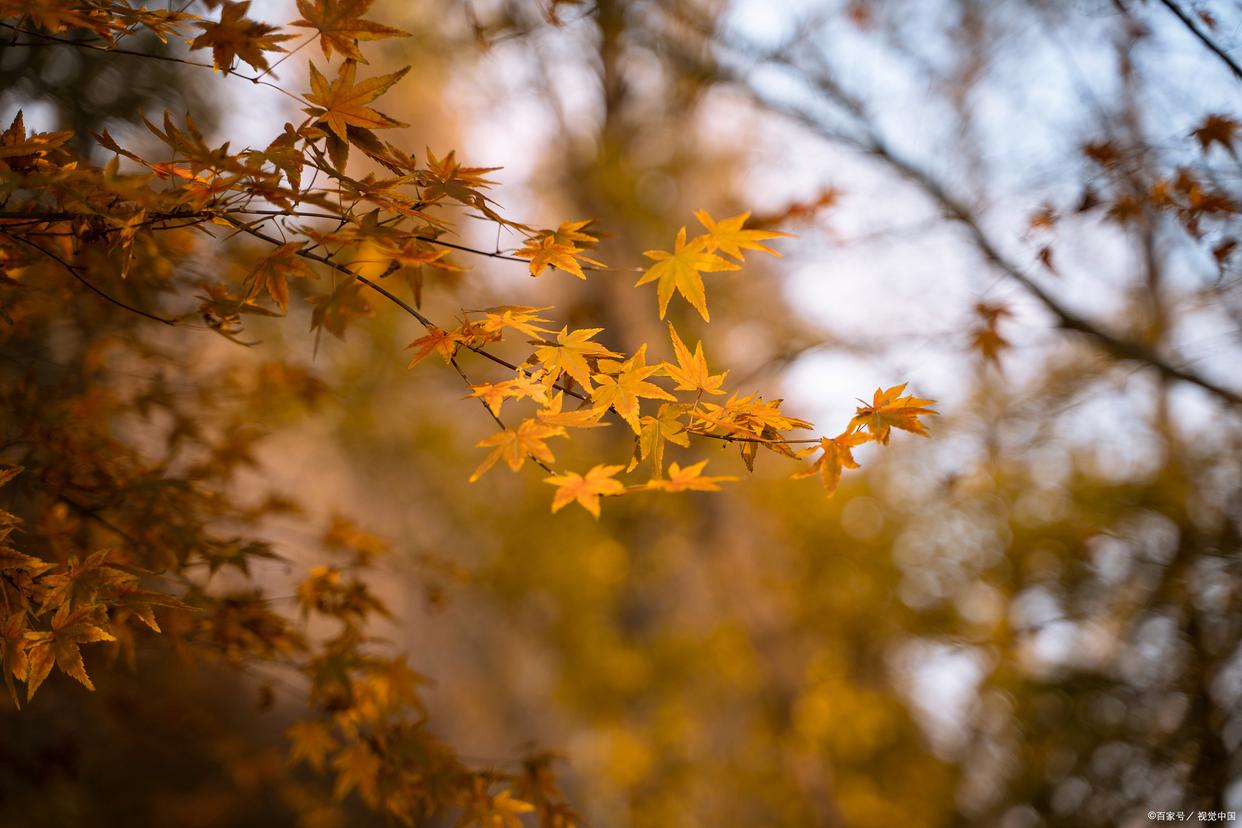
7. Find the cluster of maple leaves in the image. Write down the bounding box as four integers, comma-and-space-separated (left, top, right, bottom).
0, 1, 939, 824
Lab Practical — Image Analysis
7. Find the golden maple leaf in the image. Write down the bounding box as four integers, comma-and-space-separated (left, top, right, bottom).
405, 325, 460, 368
589, 345, 677, 433
293, 0, 411, 62
848, 383, 938, 444
693, 209, 791, 260
791, 431, 871, 496
479, 306, 553, 339
537, 391, 611, 430
515, 235, 603, 279
470, 419, 567, 481
644, 460, 738, 492
636, 226, 739, 321
534, 327, 621, 391
660, 322, 727, 395
305, 61, 410, 142
544, 464, 626, 518
628, 403, 691, 477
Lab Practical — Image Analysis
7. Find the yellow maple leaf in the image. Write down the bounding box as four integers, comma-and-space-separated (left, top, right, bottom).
537, 391, 611, 430
305, 61, 410, 142
636, 226, 739, 321
589, 345, 677, 433
534, 327, 620, 391
470, 419, 567, 481
644, 460, 738, 492
628, 402, 691, 477
293, 0, 411, 62
848, 383, 938, 444
516, 235, 603, 279
660, 322, 727, 395
791, 431, 871, 496
693, 209, 791, 260
544, 465, 626, 518
479, 305, 554, 339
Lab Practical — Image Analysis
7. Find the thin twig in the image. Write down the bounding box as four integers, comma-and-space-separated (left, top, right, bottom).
4, 233, 179, 326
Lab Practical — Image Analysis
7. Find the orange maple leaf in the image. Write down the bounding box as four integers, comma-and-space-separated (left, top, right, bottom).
544, 464, 626, 518
848, 383, 938, 444
189, 1, 294, 72
791, 431, 871, 496
293, 0, 411, 62
405, 325, 460, 368
305, 61, 410, 142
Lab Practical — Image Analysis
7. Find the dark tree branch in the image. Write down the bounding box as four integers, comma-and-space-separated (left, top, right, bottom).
1156, 0, 1242, 83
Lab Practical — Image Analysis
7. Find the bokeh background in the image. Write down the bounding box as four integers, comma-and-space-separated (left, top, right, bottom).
3, 1, 1242, 826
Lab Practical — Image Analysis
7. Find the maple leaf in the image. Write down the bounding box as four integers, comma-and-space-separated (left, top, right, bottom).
516, 235, 603, 279
791, 431, 871, 496
23, 606, 117, 700
468, 380, 518, 417
189, 1, 294, 73
693, 393, 813, 438
293, 0, 410, 63
479, 306, 553, 339
470, 419, 567, 481
305, 61, 410, 142
636, 227, 739, 321
332, 740, 381, 804
644, 460, 738, 493
534, 327, 621, 391
547, 219, 599, 247
420, 148, 500, 206
629, 403, 691, 477
848, 383, 938, 445
466, 369, 548, 417
309, 279, 372, 342
589, 345, 677, 433
693, 209, 791, 260
287, 720, 337, 770
543, 464, 627, 518
1191, 113, 1239, 155
405, 325, 461, 368
246, 242, 316, 312
660, 322, 727, 395
537, 391, 610, 430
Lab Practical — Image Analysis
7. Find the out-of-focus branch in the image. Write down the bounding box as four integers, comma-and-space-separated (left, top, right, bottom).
655, 13, 1242, 407
1155, 0, 1242, 83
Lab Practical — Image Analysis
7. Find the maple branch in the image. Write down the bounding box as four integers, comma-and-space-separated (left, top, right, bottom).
219, 216, 563, 470
4, 233, 179, 326
670, 27, 1242, 408
217, 217, 821, 457
0, 23, 306, 105
1155, 0, 1242, 83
